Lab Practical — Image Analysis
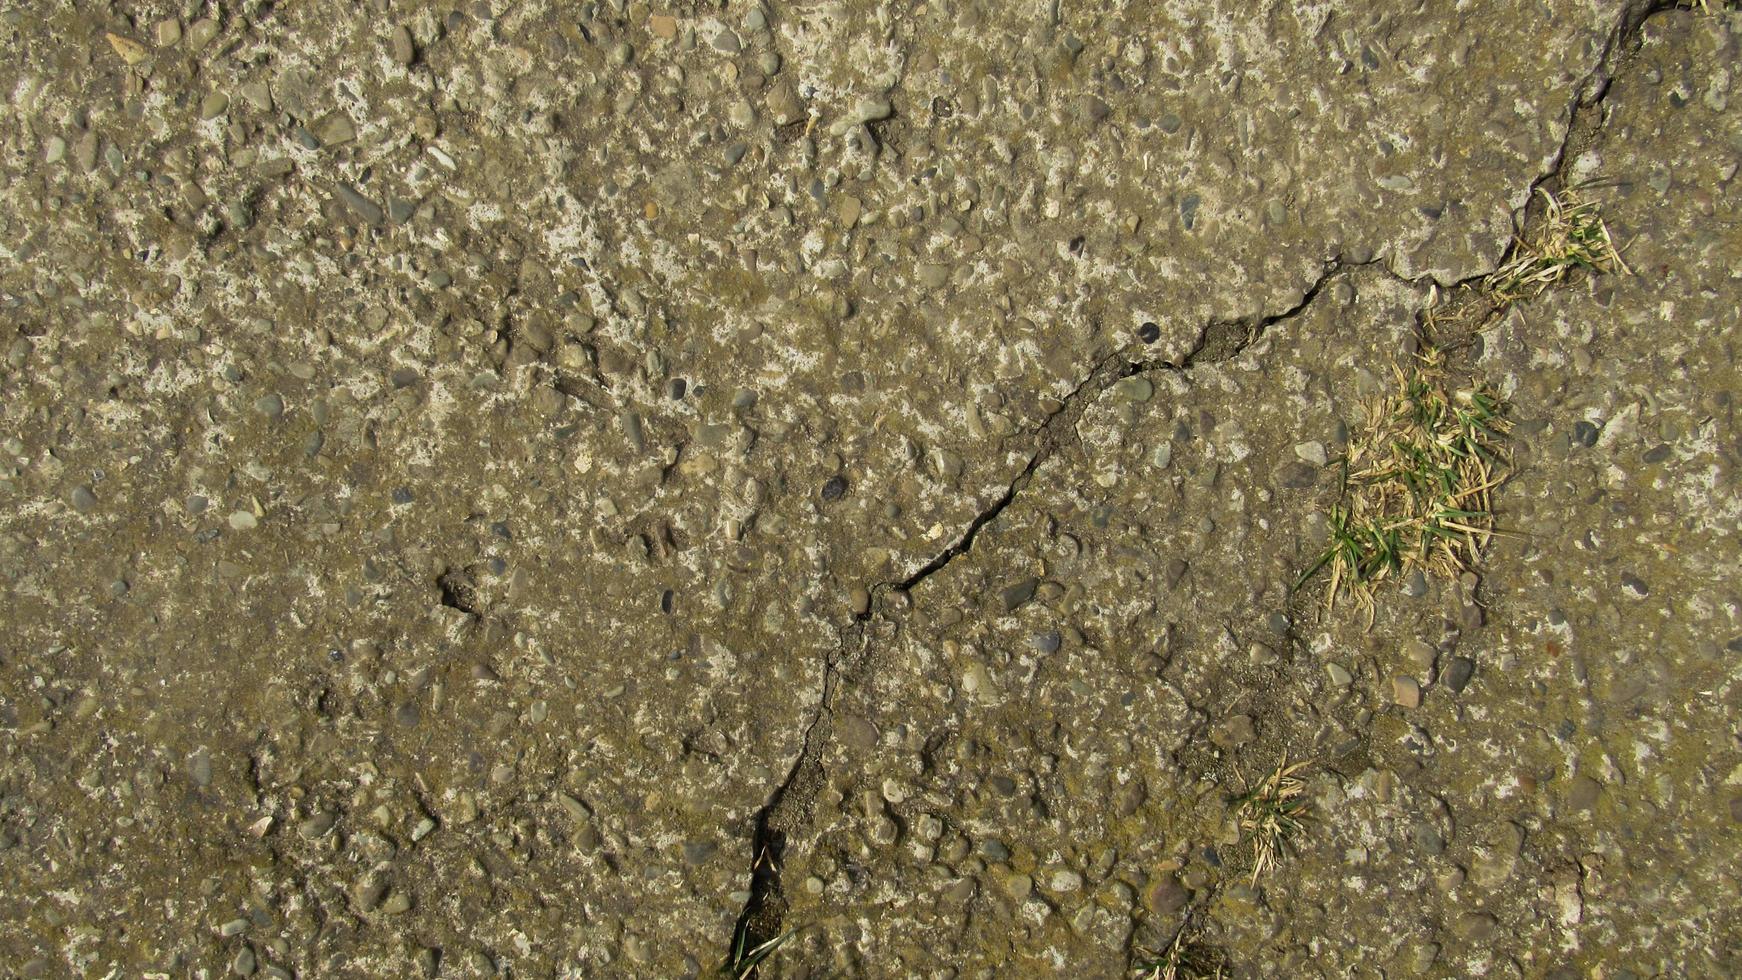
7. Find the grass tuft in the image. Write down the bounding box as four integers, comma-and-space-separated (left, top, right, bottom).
1297, 346, 1509, 620
721, 927, 797, 979
1134, 928, 1228, 980
1485, 186, 1629, 304
1231, 759, 1312, 885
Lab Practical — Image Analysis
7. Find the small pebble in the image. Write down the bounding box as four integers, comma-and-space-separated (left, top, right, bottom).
1443, 656, 1475, 693
1294, 441, 1328, 466
1403, 639, 1437, 672
1402, 569, 1428, 597
1214, 714, 1256, 747
1115, 376, 1154, 402
1146, 873, 1190, 914
70, 485, 98, 513
1619, 571, 1650, 598
1000, 577, 1039, 612
316, 113, 357, 147
199, 91, 230, 120
298, 811, 335, 839
391, 25, 416, 65
1392, 675, 1422, 708
335, 182, 384, 226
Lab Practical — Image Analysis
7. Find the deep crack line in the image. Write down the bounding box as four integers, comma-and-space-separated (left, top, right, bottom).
894, 349, 1125, 594
897, 256, 1352, 598
1421, 0, 1674, 308
724, 1, 1684, 963
728, 617, 868, 961
722, 256, 1349, 962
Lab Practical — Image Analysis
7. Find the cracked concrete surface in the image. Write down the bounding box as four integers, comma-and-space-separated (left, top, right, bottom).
1, 0, 1739, 976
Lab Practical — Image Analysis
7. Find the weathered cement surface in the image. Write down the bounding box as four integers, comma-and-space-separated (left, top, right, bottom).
0, 0, 1738, 977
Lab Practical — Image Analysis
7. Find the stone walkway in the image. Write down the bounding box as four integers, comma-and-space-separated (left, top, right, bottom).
1, 1, 1737, 976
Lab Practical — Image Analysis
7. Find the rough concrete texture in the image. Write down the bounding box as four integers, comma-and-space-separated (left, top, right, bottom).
0, 0, 1738, 977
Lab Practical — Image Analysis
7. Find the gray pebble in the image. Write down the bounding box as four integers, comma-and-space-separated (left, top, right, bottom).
1403, 568, 1428, 597
299, 811, 336, 839
1048, 869, 1083, 893
1114, 376, 1154, 402
944, 878, 977, 903
354, 876, 388, 912
1165, 558, 1187, 588
188, 746, 213, 787
1000, 577, 1038, 612
1146, 873, 1190, 914
1443, 656, 1474, 693
1180, 193, 1201, 229
200, 91, 230, 120
1413, 823, 1445, 855
1392, 675, 1422, 708
335, 183, 384, 226
391, 25, 416, 65
316, 113, 356, 147
70, 485, 97, 513
380, 891, 412, 915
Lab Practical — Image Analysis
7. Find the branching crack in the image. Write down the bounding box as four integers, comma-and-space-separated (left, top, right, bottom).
728, 619, 866, 962
723, 256, 1349, 964
898, 256, 1356, 598
726, 1, 1679, 967
1421, 0, 1674, 350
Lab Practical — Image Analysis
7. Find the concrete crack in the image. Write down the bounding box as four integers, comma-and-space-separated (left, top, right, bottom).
728, 618, 867, 961
726, 2, 1682, 966
1423, 0, 1673, 345
895, 255, 1358, 600
723, 257, 1350, 962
